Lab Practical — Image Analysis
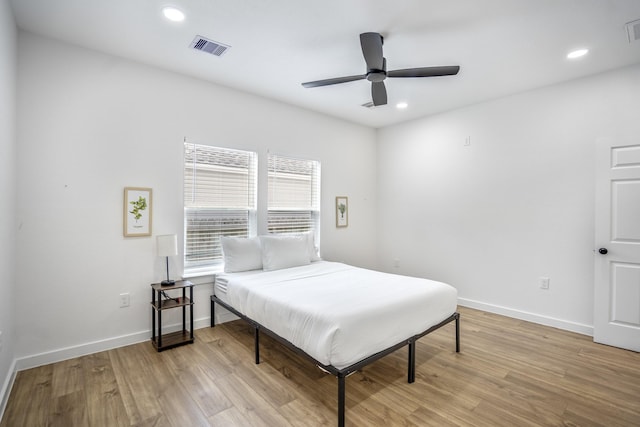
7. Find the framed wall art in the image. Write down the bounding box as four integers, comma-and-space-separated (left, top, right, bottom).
124, 187, 152, 237
336, 196, 348, 228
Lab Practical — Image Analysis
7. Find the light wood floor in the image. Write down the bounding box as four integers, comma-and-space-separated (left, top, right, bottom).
2, 306, 639, 426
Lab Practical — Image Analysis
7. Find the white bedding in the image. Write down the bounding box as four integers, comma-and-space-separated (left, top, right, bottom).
216, 261, 457, 370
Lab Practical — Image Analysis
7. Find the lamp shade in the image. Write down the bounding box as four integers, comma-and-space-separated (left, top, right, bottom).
157, 234, 178, 257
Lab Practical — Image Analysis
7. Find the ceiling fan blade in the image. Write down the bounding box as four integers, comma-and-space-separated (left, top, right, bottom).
371, 81, 387, 106
302, 74, 365, 88
360, 32, 384, 70
387, 65, 460, 78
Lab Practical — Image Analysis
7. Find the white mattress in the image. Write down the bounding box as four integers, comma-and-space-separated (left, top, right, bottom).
215, 261, 457, 370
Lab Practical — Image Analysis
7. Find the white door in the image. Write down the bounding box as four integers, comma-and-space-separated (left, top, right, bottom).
594, 137, 640, 352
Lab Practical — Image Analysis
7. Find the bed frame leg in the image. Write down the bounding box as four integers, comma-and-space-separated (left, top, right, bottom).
408, 340, 416, 383
254, 326, 260, 364
338, 375, 345, 427
210, 296, 216, 327
455, 312, 460, 353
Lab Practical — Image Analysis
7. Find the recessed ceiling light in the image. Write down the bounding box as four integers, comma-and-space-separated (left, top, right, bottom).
396, 102, 408, 109
162, 6, 185, 22
567, 48, 589, 59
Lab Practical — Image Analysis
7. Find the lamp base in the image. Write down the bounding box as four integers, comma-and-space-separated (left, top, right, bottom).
161, 279, 175, 286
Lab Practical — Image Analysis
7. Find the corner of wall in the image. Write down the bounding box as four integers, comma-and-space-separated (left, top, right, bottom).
0, 0, 18, 420
0, 359, 17, 421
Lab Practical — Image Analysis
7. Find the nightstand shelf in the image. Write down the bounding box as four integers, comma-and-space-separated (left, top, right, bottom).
152, 296, 191, 310
150, 280, 194, 352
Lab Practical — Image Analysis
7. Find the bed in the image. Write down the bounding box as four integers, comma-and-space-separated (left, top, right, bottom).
210, 234, 460, 426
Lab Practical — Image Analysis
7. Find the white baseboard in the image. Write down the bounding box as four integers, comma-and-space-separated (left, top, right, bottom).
0, 358, 17, 422
214, 309, 239, 325
15, 330, 149, 372
458, 297, 593, 336
14, 316, 214, 372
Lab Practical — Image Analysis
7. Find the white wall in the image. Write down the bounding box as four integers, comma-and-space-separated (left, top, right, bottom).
377, 63, 640, 333
0, 0, 17, 415
15, 32, 377, 366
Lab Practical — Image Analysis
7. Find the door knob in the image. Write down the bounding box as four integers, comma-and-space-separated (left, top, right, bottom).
598, 248, 608, 255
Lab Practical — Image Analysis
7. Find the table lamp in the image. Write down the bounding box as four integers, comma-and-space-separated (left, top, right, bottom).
157, 234, 178, 286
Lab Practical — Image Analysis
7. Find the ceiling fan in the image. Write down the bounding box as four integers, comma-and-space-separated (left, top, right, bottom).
301, 32, 460, 107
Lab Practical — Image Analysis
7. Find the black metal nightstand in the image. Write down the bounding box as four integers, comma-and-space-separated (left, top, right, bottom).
150, 280, 194, 351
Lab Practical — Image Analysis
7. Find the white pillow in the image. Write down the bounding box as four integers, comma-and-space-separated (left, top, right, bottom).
260, 234, 311, 271
300, 231, 321, 262
221, 236, 262, 273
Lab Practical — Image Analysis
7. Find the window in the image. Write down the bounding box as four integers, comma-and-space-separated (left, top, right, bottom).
184, 143, 257, 274
268, 154, 321, 240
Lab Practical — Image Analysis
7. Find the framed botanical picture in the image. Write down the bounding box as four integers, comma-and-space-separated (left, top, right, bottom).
124, 187, 152, 237
336, 196, 348, 228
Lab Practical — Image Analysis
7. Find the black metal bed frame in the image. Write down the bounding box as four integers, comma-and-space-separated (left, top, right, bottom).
211, 294, 460, 427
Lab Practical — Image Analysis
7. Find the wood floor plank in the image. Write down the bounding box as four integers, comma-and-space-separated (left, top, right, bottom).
208, 406, 259, 426
277, 393, 335, 427
108, 343, 166, 425
50, 357, 84, 398
47, 390, 89, 427
154, 378, 212, 427
471, 400, 544, 427
231, 358, 298, 407
83, 351, 131, 427
0, 364, 53, 427
406, 408, 464, 427
214, 373, 293, 426
2, 306, 640, 426
130, 413, 172, 427
176, 364, 233, 418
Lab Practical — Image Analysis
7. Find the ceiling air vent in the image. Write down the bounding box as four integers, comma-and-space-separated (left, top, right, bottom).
189, 35, 231, 57
626, 19, 640, 43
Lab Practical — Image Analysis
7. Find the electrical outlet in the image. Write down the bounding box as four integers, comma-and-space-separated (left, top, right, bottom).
539, 277, 550, 290
393, 259, 400, 268
119, 293, 130, 308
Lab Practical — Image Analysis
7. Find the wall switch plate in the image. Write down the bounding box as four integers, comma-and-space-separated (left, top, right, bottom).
539, 277, 550, 290
119, 293, 130, 308
0, 330, 3, 352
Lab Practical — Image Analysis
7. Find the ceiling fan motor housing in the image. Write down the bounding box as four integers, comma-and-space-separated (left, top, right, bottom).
366, 70, 387, 82
366, 54, 387, 82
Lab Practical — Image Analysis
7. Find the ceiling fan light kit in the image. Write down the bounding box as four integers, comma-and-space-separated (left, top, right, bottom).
302, 32, 460, 107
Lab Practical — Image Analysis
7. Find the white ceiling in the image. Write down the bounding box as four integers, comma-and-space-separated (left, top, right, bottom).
10, 0, 640, 128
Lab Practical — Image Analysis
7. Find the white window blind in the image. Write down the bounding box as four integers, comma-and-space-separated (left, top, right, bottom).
268, 154, 321, 237
184, 143, 257, 274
